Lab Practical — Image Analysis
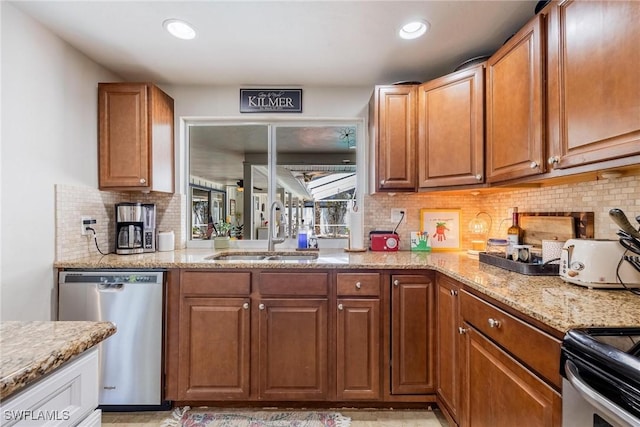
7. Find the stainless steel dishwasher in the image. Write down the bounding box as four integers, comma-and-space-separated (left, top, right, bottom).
58, 270, 166, 410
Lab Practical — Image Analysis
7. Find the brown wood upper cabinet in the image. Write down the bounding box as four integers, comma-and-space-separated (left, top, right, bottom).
486, 14, 545, 183
369, 85, 417, 191
418, 65, 485, 188
98, 83, 174, 193
546, 1, 640, 170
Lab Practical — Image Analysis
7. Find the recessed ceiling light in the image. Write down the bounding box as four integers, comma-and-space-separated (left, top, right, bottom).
399, 20, 430, 40
163, 19, 196, 40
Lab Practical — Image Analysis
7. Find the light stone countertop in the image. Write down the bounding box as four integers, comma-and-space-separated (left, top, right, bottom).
0, 321, 116, 400
55, 249, 640, 334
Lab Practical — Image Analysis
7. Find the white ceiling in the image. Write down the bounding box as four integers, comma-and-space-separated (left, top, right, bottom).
11, 0, 539, 86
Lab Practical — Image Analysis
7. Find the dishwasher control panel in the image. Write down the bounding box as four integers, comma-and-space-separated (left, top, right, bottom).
60, 271, 163, 284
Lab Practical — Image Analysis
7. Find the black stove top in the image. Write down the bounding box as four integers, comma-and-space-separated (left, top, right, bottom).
561, 327, 640, 421
590, 331, 640, 357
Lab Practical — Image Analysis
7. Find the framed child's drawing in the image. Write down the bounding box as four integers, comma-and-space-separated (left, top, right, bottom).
419, 209, 461, 251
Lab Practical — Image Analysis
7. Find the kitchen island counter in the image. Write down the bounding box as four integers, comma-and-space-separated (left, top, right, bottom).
0, 321, 116, 400
55, 249, 640, 334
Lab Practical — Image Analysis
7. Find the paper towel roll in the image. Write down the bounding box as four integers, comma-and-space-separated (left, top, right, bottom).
158, 231, 175, 252
348, 212, 364, 250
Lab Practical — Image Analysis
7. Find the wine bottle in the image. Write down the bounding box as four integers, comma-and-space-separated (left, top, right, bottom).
506, 207, 522, 258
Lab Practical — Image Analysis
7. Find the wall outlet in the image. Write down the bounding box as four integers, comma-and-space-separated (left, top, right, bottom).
391, 208, 406, 224
81, 216, 96, 236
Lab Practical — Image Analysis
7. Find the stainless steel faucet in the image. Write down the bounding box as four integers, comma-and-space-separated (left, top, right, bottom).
268, 200, 285, 251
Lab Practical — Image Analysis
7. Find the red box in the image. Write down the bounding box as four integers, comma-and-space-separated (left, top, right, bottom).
370, 232, 399, 251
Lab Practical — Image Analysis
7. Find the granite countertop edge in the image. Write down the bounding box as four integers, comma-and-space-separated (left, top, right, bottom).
55, 249, 640, 335
0, 321, 116, 401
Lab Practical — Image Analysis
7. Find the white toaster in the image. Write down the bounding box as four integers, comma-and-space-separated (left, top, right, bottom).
559, 239, 640, 289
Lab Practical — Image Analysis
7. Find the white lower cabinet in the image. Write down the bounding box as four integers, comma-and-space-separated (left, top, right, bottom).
0, 348, 100, 427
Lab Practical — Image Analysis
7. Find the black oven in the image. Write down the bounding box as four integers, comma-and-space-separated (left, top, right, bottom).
561, 328, 640, 427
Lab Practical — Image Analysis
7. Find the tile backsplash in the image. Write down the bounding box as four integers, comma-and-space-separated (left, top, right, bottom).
364, 174, 640, 251
55, 185, 185, 261
56, 173, 639, 258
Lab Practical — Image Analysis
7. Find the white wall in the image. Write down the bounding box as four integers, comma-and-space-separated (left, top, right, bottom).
0, 3, 120, 320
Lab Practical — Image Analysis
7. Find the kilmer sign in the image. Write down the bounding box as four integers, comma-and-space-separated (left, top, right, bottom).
240, 89, 302, 113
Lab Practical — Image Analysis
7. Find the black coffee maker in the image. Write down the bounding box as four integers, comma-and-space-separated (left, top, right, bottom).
115, 202, 144, 254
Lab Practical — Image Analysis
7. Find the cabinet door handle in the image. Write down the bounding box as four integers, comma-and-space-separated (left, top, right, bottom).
338, 303, 344, 311
139, 178, 146, 184
243, 302, 249, 310
529, 161, 539, 169
380, 180, 385, 187
393, 279, 400, 287
355, 282, 362, 289
475, 174, 482, 181
548, 156, 560, 165
488, 318, 501, 328
450, 289, 458, 296
458, 327, 468, 335
259, 303, 265, 310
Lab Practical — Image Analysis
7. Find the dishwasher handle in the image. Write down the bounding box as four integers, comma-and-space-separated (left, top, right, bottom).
98, 283, 125, 291
565, 359, 640, 427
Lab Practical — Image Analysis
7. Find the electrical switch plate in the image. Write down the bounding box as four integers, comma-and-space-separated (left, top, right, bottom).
81, 216, 95, 235
391, 208, 406, 223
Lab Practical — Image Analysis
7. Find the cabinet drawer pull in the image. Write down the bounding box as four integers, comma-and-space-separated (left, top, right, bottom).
393, 279, 399, 287
243, 302, 249, 310
355, 282, 362, 289
488, 318, 501, 328
140, 178, 146, 184
450, 289, 458, 296
259, 303, 265, 310
338, 303, 344, 311
529, 161, 539, 169
458, 327, 468, 335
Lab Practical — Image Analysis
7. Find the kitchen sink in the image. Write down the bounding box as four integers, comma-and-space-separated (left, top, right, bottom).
264, 254, 318, 261
206, 252, 318, 262
209, 254, 268, 261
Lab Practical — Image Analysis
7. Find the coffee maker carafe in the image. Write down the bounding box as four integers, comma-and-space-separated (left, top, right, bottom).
115, 203, 144, 255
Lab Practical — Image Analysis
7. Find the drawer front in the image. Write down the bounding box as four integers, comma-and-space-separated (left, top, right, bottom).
337, 273, 380, 296
181, 271, 251, 295
460, 291, 561, 388
258, 272, 329, 296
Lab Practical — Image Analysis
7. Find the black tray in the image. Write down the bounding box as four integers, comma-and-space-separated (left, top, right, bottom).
479, 252, 559, 276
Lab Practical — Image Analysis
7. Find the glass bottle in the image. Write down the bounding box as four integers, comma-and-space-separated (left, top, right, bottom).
506, 207, 522, 258
297, 220, 308, 249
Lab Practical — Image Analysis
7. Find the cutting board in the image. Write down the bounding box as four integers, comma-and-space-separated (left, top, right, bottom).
520, 216, 575, 246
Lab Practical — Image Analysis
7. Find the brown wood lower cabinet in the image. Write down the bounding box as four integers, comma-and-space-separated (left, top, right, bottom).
336, 300, 380, 400
175, 269, 252, 401
257, 298, 328, 400
435, 275, 461, 426
336, 272, 381, 401
177, 297, 250, 400
169, 267, 562, 424
390, 274, 435, 395
460, 324, 561, 427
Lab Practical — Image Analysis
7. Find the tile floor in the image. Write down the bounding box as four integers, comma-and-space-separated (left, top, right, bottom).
102, 407, 449, 426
